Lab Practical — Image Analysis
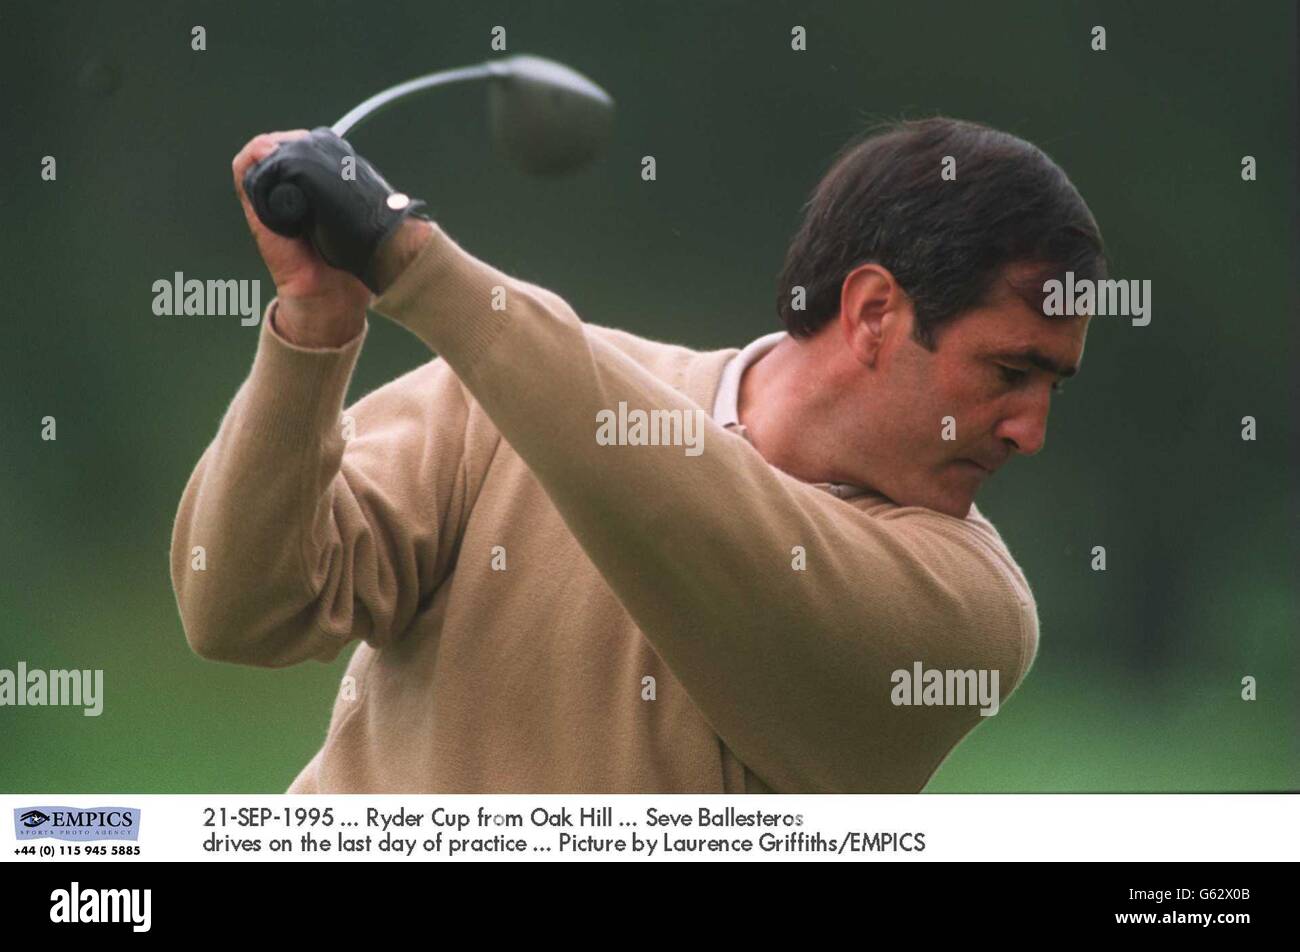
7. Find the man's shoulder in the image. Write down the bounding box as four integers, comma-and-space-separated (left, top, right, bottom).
855, 497, 1034, 602
948, 503, 1040, 689
851, 495, 1040, 688
584, 321, 719, 364
585, 323, 738, 405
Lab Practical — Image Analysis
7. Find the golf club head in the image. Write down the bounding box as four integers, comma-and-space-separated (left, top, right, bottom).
486, 55, 614, 175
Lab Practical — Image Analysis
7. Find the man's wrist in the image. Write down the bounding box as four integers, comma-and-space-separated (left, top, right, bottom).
273, 295, 365, 349
371, 218, 435, 294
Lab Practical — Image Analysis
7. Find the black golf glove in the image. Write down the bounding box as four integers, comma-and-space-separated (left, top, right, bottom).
243, 127, 430, 292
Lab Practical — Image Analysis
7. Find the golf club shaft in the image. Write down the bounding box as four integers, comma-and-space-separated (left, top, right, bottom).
332, 63, 491, 136
258, 64, 494, 235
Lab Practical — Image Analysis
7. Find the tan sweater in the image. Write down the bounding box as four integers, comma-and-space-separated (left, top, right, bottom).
170, 222, 1039, 794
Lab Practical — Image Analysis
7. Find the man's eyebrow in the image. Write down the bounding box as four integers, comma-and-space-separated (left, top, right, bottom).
990, 349, 1078, 377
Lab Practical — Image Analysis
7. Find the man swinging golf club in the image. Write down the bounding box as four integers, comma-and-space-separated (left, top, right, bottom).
171, 79, 1104, 791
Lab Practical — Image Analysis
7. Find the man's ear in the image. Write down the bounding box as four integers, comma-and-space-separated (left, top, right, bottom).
838, 263, 909, 367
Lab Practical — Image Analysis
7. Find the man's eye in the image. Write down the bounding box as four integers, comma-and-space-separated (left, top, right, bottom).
998, 365, 1028, 385
998, 364, 1066, 394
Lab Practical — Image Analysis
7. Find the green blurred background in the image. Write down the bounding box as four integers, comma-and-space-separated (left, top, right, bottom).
1, 0, 1295, 792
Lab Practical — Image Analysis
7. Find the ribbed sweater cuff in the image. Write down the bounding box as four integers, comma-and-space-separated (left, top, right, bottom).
370, 222, 511, 374
237, 298, 369, 449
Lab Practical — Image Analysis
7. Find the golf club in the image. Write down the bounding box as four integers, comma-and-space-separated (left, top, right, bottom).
248, 53, 615, 236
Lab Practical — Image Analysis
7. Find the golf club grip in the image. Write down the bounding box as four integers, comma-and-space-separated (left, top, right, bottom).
262, 182, 309, 235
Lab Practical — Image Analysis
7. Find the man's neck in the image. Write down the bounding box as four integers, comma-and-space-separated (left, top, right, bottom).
737, 335, 853, 486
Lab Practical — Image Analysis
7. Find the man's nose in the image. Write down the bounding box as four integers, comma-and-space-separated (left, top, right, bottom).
994, 390, 1051, 457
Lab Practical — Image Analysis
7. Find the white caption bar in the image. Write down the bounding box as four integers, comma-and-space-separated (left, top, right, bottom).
2, 795, 1294, 862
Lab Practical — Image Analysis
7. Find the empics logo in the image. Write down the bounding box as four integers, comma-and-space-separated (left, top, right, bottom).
50, 882, 151, 933
13, 806, 141, 841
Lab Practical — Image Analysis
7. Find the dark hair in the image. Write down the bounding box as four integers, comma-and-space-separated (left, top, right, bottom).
776, 117, 1107, 348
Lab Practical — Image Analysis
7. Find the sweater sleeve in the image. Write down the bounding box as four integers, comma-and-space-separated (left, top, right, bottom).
169, 299, 485, 668
371, 222, 1040, 793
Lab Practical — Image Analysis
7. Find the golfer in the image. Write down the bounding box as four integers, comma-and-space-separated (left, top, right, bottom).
171, 117, 1104, 793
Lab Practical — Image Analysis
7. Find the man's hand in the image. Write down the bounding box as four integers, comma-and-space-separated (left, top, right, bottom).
370, 217, 435, 295
241, 128, 428, 286
233, 131, 371, 347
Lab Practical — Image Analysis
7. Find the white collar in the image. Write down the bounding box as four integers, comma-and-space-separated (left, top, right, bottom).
712, 331, 786, 426
712, 332, 870, 500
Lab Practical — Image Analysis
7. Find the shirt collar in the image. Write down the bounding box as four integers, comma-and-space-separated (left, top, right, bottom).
712, 331, 785, 428
712, 332, 871, 501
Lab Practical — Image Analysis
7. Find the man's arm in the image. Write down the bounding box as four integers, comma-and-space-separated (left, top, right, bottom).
172, 132, 489, 668
368, 220, 1039, 793
170, 300, 487, 667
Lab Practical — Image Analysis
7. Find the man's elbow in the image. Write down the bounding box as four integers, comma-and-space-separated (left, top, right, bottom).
173, 573, 342, 668
170, 524, 345, 666
178, 597, 273, 666
181, 611, 261, 665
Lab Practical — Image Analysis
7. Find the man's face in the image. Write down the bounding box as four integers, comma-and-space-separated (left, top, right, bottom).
854, 273, 1090, 518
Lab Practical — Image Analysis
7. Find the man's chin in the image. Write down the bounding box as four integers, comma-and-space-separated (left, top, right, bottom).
924, 496, 974, 519
876, 478, 976, 519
